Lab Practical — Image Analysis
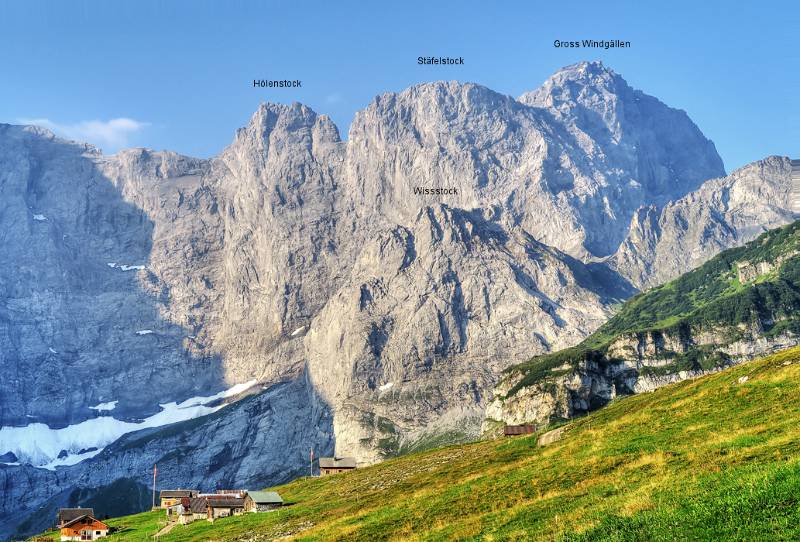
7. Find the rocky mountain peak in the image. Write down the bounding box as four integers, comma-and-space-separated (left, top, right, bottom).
227, 102, 339, 152
248, 101, 337, 135
522, 61, 725, 215
520, 60, 629, 111
219, 101, 342, 183
349, 81, 517, 144
370, 80, 511, 108
543, 60, 620, 88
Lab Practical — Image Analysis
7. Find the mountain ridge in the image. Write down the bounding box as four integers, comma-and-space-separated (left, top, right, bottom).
0, 62, 794, 540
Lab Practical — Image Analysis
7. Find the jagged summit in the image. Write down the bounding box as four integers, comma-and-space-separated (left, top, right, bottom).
538, 60, 620, 85
371, 80, 512, 107
233, 101, 342, 146
219, 101, 342, 180
521, 60, 643, 121
0, 123, 101, 156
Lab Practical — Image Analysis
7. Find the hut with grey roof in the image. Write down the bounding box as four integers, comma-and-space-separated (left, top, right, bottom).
244, 491, 284, 512
319, 456, 357, 476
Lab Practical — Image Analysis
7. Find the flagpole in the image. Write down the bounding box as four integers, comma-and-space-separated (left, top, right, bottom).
152, 464, 157, 510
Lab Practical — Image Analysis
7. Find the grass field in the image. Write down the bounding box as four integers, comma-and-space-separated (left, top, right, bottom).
32, 345, 800, 541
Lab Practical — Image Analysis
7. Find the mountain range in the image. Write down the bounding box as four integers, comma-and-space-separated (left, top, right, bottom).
0, 61, 794, 540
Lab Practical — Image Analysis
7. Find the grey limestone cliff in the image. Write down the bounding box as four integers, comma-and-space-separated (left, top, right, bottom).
484, 326, 799, 432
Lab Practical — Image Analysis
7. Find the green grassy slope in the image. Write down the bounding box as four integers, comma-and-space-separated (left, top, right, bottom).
507, 221, 800, 395
32, 345, 800, 541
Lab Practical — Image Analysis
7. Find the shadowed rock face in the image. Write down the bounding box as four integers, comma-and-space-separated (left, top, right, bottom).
0, 62, 793, 540
0, 126, 224, 428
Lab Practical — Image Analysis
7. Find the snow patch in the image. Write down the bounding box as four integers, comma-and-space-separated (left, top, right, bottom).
379, 382, 394, 392
290, 326, 306, 337
135, 329, 154, 335
48, 347, 57, 354
33, 214, 47, 221
175, 379, 258, 408
41, 448, 103, 470
0, 380, 259, 469
89, 401, 118, 412
107, 262, 146, 271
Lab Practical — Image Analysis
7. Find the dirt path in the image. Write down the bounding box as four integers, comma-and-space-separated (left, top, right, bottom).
155, 520, 177, 538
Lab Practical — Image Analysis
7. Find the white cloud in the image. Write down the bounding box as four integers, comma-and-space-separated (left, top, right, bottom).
18, 117, 149, 151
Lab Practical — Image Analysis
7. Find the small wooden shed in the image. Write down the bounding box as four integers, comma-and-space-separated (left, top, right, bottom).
504, 424, 537, 437
206, 496, 245, 521
244, 491, 284, 512
319, 457, 357, 475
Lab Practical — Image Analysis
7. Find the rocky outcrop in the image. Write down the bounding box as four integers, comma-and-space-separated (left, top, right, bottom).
484, 316, 800, 432
485, 220, 800, 432
734, 249, 799, 283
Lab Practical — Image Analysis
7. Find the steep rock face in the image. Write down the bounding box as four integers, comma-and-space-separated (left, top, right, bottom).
484, 326, 799, 430
211, 103, 348, 384
519, 61, 726, 256
305, 204, 632, 461
2, 377, 333, 540
95, 147, 225, 364
346, 65, 726, 260
613, 156, 794, 288
0, 126, 222, 428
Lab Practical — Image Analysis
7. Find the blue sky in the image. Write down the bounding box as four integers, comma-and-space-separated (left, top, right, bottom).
1, 0, 797, 171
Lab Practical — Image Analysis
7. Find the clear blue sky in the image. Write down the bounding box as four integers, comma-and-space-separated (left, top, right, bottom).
1, 0, 797, 171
